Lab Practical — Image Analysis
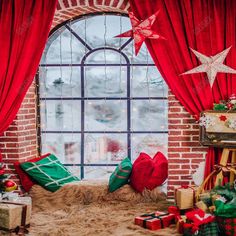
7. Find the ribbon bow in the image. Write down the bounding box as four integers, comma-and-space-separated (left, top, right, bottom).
14, 225, 29, 235
214, 164, 236, 175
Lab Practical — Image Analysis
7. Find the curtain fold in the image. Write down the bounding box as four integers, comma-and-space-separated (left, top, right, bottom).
0, 0, 57, 160
129, 0, 236, 178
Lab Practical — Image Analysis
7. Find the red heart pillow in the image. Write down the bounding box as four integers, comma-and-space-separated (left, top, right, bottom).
130, 152, 168, 192
14, 153, 50, 192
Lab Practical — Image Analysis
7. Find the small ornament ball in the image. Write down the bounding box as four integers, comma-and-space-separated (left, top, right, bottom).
4, 180, 17, 192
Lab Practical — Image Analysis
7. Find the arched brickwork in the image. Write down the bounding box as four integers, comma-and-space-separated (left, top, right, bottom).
52, 0, 130, 28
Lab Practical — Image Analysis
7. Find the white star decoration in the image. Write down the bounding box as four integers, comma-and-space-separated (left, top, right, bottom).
181, 46, 236, 87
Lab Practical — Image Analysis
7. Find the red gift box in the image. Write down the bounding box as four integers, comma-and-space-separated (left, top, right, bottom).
134, 211, 175, 230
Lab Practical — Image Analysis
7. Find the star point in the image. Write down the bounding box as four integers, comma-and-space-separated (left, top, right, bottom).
181, 47, 236, 88
115, 11, 165, 55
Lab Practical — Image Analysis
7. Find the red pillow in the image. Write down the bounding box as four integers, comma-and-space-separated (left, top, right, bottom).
14, 153, 50, 192
130, 152, 168, 192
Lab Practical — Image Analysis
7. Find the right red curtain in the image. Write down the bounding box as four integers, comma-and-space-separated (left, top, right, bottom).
128, 0, 236, 178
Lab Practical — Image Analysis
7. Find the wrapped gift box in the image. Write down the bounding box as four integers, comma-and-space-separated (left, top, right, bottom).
0, 198, 31, 230
134, 211, 175, 230
175, 186, 197, 210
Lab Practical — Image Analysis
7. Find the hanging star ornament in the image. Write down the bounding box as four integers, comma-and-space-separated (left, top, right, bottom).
181, 46, 236, 88
115, 11, 165, 55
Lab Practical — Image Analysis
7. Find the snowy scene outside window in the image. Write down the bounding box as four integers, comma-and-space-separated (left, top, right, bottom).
38, 14, 168, 179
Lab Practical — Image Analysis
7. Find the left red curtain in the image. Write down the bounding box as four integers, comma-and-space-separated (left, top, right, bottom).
0, 0, 57, 160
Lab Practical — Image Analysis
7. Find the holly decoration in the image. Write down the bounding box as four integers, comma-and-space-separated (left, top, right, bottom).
213, 94, 236, 111
213, 103, 227, 111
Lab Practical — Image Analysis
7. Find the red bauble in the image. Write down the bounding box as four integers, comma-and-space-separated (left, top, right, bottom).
4, 180, 15, 187
0, 169, 5, 175
4, 180, 17, 192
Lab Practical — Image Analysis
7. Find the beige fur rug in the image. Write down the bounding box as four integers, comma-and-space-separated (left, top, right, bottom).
1, 181, 182, 236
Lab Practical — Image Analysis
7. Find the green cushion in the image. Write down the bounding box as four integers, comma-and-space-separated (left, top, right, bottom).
20, 154, 80, 192
108, 157, 132, 192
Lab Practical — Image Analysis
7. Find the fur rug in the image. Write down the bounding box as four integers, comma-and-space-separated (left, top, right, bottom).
1, 181, 182, 236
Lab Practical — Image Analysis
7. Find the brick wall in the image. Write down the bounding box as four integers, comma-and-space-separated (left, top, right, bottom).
167, 92, 208, 198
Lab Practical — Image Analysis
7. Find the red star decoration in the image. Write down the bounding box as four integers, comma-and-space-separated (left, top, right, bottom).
115, 11, 165, 55
219, 115, 227, 121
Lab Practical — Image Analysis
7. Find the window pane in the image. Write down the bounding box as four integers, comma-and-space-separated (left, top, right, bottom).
85, 50, 126, 64
122, 41, 154, 64
131, 133, 168, 161
66, 166, 81, 178
41, 133, 81, 164
131, 66, 168, 97
39, 67, 81, 97
131, 100, 168, 131
84, 66, 127, 97
84, 166, 115, 180
85, 100, 127, 131
41, 26, 85, 64
84, 134, 127, 164
41, 100, 81, 131
70, 15, 131, 49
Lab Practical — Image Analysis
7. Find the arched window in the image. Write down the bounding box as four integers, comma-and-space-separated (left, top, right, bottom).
38, 13, 168, 179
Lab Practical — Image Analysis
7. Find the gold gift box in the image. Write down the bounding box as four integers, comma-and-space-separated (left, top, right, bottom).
0, 199, 31, 230
175, 186, 197, 210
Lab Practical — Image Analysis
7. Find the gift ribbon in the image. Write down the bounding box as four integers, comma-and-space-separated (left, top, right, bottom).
214, 163, 236, 173
141, 213, 169, 229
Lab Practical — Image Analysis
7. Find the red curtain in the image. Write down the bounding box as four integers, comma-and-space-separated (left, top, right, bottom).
129, 0, 236, 177
0, 0, 57, 160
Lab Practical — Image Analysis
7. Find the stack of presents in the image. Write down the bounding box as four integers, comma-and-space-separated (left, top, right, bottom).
134, 164, 236, 236
0, 163, 32, 235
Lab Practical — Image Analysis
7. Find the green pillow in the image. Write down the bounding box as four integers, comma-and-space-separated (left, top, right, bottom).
20, 154, 80, 192
109, 157, 132, 192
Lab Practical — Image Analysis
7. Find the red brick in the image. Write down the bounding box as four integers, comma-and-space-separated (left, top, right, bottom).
169, 101, 182, 106
181, 165, 191, 169
168, 125, 191, 129
180, 175, 192, 180
168, 148, 191, 152
169, 119, 181, 124
168, 181, 191, 186
168, 108, 181, 112
182, 153, 202, 158
168, 164, 180, 169
183, 130, 200, 135
168, 154, 181, 158
169, 113, 190, 118
169, 170, 190, 175
192, 147, 208, 152
168, 131, 181, 135
181, 141, 201, 147
192, 136, 200, 141
169, 142, 180, 147
191, 159, 205, 163
168, 159, 190, 163
168, 176, 180, 180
